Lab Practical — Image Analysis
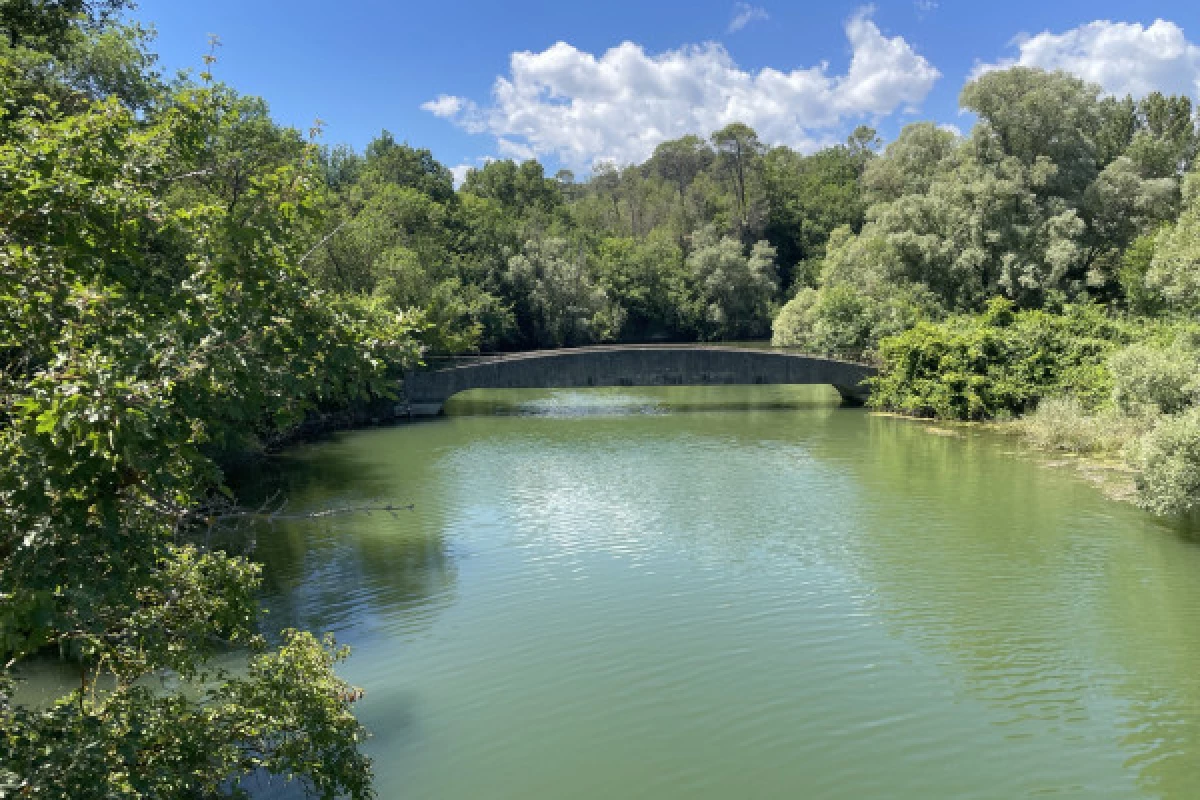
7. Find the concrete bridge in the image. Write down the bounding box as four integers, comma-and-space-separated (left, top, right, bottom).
401, 344, 876, 415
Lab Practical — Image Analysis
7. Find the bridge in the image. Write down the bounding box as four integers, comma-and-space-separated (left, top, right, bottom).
400, 344, 876, 416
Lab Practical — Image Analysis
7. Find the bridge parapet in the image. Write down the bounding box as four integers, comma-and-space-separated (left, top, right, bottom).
401, 345, 875, 416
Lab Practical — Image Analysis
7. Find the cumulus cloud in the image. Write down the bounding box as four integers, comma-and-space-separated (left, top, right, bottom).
449, 164, 472, 188
422, 7, 939, 170
729, 3, 769, 33
974, 19, 1200, 98
423, 94, 467, 118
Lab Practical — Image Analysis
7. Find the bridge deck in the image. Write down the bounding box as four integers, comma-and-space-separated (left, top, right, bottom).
402, 344, 877, 416
421, 343, 872, 369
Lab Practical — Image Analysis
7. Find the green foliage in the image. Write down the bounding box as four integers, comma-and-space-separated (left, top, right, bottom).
6, 17, 1200, 794
961, 67, 1103, 199
0, 0, 129, 54
686, 228, 777, 339
1109, 338, 1200, 416
762, 133, 870, 285
1118, 232, 1164, 314
1132, 407, 1200, 516
1010, 327, 1200, 511
1147, 167, 1200, 311
1, 630, 370, 799
1017, 395, 1140, 455
505, 236, 621, 347
815, 70, 1193, 312
363, 131, 456, 203
871, 300, 1120, 420
771, 282, 938, 359
463, 157, 564, 218
646, 134, 713, 199
711, 122, 766, 233
592, 232, 696, 339
0, 18, 428, 794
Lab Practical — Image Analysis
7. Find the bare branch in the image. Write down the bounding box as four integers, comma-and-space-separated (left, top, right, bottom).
299, 219, 348, 265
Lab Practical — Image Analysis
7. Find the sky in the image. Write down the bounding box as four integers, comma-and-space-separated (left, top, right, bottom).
132, 1, 1200, 182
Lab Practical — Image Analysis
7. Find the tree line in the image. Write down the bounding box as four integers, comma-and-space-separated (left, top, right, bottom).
304, 121, 876, 350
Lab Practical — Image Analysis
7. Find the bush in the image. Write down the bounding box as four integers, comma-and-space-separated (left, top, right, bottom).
871, 299, 1121, 420
1018, 395, 1143, 455
1109, 340, 1200, 416
1132, 407, 1200, 515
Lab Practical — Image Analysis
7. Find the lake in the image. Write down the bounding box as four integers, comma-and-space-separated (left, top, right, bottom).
246, 386, 1200, 799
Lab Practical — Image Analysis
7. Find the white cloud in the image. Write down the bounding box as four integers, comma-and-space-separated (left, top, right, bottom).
914, 0, 937, 12
422, 94, 466, 117
938, 122, 962, 136
973, 19, 1200, 98
422, 7, 939, 170
449, 164, 472, 188
729, 3, 769, 33
496, 137, 537, 161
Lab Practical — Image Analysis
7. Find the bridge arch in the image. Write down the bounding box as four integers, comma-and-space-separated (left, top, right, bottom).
401, 345, 876, 416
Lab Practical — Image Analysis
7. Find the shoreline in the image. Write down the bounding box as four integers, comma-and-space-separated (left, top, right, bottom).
868, 410, 1145, 508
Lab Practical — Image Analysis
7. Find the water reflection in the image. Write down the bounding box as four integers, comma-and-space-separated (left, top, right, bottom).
238, 437, 459, 645
444, 384, 846, 416
802, 415, 1200, 799
243, 387, 1200, 799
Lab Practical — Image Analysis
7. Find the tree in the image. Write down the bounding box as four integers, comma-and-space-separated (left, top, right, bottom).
961, 67, 1103, 201
710, 123, 765, 232
861, 122, 959, 205
1079, 156, 1178, 294
686, 228, 777, 339
592, 232, 695, 339
822, 69, 1189, 311
762, 137, 870, 289
1, 0, 129, 52
1135, 92, 1198, 176
362, 131, 455, 203
647, 134, 714, 201
462, 158, 563, 218
772, 282, 937, 359
1147, 165, 1200, 310
505, 237, 620, 346
0, 26, 416, 795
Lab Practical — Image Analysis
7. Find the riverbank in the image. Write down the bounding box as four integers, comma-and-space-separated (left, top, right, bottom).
871, 408, 1199, 526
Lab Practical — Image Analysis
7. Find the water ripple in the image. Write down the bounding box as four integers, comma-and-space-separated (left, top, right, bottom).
245, 388, 1200, 799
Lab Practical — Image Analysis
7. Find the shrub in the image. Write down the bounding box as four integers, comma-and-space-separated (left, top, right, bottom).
1109, 341, 1200, 416
1018, 395, 1144, 455
1132, 407, 1200, 515
871, 299, 1121, 420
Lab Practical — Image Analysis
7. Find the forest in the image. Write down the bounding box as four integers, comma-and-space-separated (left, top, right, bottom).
2, 1, 1199, 797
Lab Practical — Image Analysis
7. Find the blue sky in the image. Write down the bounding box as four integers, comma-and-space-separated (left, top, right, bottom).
133, 1, 1200, 178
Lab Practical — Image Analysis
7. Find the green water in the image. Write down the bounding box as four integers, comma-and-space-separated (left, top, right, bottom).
246, 386, 1200, 799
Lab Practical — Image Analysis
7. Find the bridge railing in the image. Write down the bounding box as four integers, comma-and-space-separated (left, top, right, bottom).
415, 343, 876, 371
